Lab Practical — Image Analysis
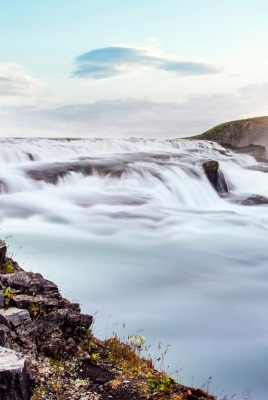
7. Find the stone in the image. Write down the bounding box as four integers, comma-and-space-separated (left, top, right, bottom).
11, 294, 66, 310
0, 323, 8, 346
0, 347, 28, 400
0, 240, 7, 265
0, 307, 31, 328
202, 160, 228, 194
241, 195, 268, 206
0, 290, 4, 308
0, 271, 60, 297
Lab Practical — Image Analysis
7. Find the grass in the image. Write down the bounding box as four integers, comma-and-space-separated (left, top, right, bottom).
104, 332, 180, 397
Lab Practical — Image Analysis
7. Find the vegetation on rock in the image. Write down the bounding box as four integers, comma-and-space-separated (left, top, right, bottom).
0, 251, 218, 400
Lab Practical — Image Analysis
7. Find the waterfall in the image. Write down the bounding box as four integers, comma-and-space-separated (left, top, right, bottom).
1, 137, 268, 399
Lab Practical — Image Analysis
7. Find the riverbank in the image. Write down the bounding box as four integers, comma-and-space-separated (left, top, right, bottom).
0, 249, 217, 400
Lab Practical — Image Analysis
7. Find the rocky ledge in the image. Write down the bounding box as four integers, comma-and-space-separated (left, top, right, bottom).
0, 244, 217, 400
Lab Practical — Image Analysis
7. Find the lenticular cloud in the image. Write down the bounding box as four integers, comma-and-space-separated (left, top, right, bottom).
73, 46, 221, 80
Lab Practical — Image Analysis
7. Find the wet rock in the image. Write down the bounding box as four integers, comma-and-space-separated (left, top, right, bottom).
240, 195, 268, 206
202, 160, 228, 194
0, 347, 28, 400
231, 143, 266, 161
0, 307, 31, 328
0, 271, 60, 297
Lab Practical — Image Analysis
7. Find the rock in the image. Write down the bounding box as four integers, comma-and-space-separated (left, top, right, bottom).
240, 195, 268, 206
0, 347, 28, 400
0, 290, 4, 308
0, 271, 60, 297
77, 360, 114, 383
231, 143, 266, 161
0, 323, 8, 346
0, 307, 31, 328
0, 240, 7, 265
11, 294, 66, 310
202, 160, 228, 194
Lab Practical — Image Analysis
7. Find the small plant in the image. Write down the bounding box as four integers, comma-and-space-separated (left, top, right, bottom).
28, 302, 45, 318
129, 335, 146, 357
106, 332, 152, 375
90, 352, 100, 363
147, 371, 174, 393
3, 286, 14, 299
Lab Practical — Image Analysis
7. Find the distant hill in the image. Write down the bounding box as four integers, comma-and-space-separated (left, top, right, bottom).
188, 116, 268, 160
190, 116, 268, 148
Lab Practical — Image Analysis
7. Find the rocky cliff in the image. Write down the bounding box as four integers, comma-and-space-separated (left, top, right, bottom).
0, 246, 217, 400
189, 116, 268, 160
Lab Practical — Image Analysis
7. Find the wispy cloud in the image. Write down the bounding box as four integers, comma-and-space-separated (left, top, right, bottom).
2, 83, 266, 138
0, 64, 44, 97
72, 46, 221, 80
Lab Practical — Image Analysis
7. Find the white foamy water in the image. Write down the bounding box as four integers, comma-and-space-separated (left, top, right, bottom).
1, 137, 268, 399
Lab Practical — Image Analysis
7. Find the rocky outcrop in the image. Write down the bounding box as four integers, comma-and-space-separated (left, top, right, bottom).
0, 253, 217, 400
202, 160, 228, 195
190, 116, 268, 161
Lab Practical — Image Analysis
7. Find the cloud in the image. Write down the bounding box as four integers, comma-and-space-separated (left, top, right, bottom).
72, 46, 221, 80
0, 64, 44, 97
1, 83, 267, 138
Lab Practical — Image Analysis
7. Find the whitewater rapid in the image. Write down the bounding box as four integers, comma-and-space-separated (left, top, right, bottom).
1, 137, 268, 399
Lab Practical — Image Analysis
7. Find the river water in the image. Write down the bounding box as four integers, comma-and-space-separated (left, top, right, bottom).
1, 137, 268, 399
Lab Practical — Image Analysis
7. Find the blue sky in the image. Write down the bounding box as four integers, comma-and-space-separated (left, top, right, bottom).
0, 0, 267, 137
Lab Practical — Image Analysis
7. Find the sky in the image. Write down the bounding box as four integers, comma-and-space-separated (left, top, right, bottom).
0, 0, 268, 138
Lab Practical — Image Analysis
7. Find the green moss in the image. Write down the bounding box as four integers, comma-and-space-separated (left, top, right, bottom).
0, 261, 15, 274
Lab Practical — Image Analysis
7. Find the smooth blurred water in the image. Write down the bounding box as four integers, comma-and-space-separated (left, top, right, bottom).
1, 137, 268, 399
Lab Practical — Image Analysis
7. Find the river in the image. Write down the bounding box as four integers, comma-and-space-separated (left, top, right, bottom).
1, 137, 268, 399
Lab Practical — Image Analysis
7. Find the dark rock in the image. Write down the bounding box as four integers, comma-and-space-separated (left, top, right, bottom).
0, 347, 28, 400
240, 195, 268, 206
77, 360, 114, 383
232, 143, 266, 161
0, 324, 7, 346
0, 240, 7, 265
0, 290, 4, 308
66, 302, 81, 312
202, 160, 228, 194
0, 271, 60, 297
11, 294, 66, 310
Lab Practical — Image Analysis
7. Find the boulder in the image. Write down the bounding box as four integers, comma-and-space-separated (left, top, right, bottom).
240, 195, 268, 206
0, 347, 28, 400
0, 308, 31, 328
202, 160, 228, 194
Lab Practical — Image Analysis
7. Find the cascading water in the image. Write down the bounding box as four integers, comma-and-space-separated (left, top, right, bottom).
1, 137, 268, 399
